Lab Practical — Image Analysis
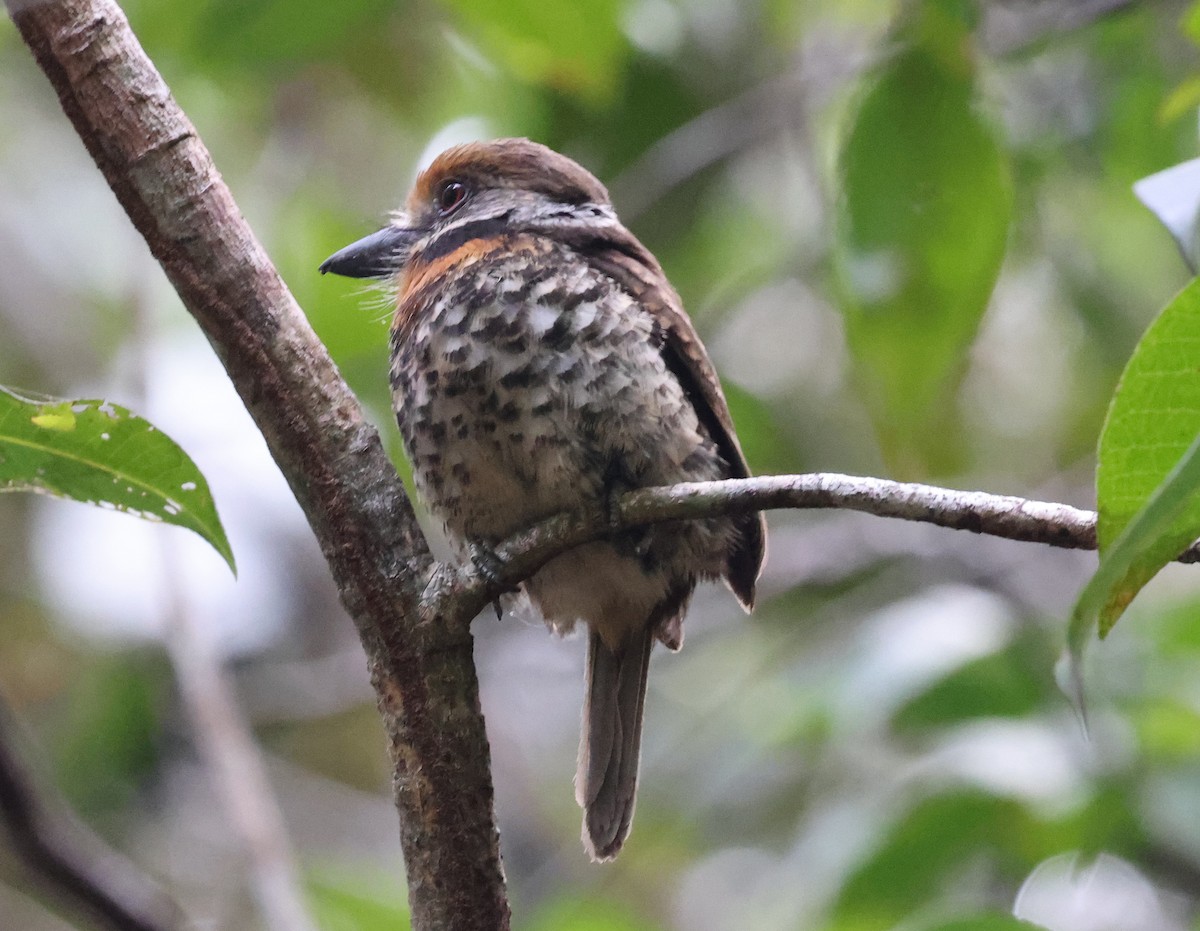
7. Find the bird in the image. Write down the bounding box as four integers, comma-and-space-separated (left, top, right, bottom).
320, 138, 766, 860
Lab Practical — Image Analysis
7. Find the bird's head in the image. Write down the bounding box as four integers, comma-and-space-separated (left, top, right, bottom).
319, 138, 618, 280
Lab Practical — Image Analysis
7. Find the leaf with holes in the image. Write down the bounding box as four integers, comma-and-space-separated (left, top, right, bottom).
0, 386, 235, 573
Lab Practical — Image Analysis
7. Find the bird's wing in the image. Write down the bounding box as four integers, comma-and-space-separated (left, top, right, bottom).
572, 228, 767, 609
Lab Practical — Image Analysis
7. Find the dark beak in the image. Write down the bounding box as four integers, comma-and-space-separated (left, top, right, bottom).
319, 225, 419, 278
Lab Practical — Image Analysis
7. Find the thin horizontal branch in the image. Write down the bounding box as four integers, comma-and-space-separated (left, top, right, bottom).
446, 472, 1170, 619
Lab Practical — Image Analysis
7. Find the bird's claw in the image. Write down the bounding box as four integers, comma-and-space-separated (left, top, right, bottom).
468, 539, 514, 620
602, 484, 625, 534
601, 471, 653, 558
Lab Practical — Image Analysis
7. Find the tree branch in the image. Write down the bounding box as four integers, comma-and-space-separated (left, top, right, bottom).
159, 546, 318, 931
5, 0, 508, 927
127, 275, 316, 931
5, 0, 1173, 926
444, 473, 1168, 620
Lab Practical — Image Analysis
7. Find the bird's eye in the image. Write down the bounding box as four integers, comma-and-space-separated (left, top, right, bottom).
436, 180, 467, 215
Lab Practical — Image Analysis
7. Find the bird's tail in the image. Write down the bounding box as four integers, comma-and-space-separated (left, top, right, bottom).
575, 625, 655, 860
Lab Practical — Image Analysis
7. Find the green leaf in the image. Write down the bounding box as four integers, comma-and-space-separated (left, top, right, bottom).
53, 653, 168, 813
722, 380, 797, 476
891, 632, 1054, 731
308, 872, 410, 931
0, 386, 235, 573
439, 0, 626, 105
1135, 699, 1200, 759
916, 918, 1043, 931
1183, 1, 1200, 46
834, 790, 1034, 926
527, 896, 657, 931
128, 0, 395, 71
834, 4, 1011, 475
1071, 277, 1200, 652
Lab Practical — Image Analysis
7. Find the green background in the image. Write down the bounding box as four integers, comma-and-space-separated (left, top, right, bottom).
2, 0, 1200, 928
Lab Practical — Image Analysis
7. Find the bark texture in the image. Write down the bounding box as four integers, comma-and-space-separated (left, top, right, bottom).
6, 1, 509, 927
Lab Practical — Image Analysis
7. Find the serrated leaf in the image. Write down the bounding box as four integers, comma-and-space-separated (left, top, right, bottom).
0, 386, 235, 573
1070, 278, 1200, 654
834, 7, 1011, 476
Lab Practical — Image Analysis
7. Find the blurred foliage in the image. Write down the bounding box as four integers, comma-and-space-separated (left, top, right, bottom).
920, 919, 1043, 931
442, 0, 628, 105
834, 790, 1037, 923
891, 630, 1056, 728
527, 896, 658, 931
308, 872, 410, 931
4, 0, 1200, 929
835, 1, 1012, 476
49, 651, 170, 816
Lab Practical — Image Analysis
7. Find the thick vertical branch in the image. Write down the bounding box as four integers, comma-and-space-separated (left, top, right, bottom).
5, 0, 509, 927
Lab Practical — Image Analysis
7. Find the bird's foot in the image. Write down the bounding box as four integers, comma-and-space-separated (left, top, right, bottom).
602, 482, 626, 535
600, 458, 636, 533
467, 539, 513, 621
600, 466, 652, 559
